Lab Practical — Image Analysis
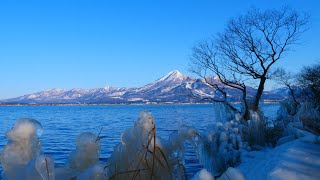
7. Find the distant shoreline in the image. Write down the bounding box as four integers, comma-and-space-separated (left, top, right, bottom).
0, 101, 280, 106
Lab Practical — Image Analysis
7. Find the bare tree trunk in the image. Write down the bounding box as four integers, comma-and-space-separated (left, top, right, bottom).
253, 76, 266, 111
287, 85, 298, 105
242, 88, 250, 120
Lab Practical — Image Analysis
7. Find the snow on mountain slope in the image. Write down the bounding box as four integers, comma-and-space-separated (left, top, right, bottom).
0, 70, 287, 104
133, 70, 192, 93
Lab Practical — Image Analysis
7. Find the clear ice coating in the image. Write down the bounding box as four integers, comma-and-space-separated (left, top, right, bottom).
69, 132, 101, 171
105, 111, 201, 179
54, 132, 104, 179
35, 155, 55, 180
0, 118, 52, 179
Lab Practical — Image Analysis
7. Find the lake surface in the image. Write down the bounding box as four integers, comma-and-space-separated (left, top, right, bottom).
0, 104, 279, 177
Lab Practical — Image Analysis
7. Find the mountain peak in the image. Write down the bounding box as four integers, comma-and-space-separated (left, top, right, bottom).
163, 70, 186, 80
132, 70, 190, 93
155, 69, 190, 86
169, 69, 182, 75
103, 86, 115, 91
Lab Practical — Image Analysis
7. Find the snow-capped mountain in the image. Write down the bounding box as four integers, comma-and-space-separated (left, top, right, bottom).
0, 70, 287, 104
134, 70, 191, 93
123, 70, 194, 102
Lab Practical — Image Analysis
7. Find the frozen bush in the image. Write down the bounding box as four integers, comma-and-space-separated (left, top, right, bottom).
243, 111, 266, 146
297, 62, 320, 104
196, 112, 245, 176
295, 103, 320, 133
106, 111, 174, 179
167, 124, 198, 156
34, 155, 55, 180
276, 99, 300, 128
268, 99, 303, 146
265, 124, 284, 147
54, 132, 103, 179
18, 155, 55, 180
214, 102, 236, 122
278, 99, 300, 118
69, 132, 101, 171
105, 111, 199, 179
77, 163, 106, 180
0, 118, 43, 179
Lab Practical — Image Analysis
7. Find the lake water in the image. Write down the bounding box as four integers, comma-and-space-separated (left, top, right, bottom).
0, 103, 279, 177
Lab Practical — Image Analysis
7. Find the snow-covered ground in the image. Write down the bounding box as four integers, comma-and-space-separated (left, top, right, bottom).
238, 135, 320, 180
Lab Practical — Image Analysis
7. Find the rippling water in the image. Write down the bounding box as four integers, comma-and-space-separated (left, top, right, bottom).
0, 104, 279, 177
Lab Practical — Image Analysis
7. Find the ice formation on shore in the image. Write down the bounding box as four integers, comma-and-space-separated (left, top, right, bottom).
0, 118, 55, 179
55, 132, 105, 179
76, 163, 105, 180
232, 99, 320, 180
69, 132, 101, 171
105, 111, 165, 179
195, 109, 249, 176
105, 111, 200, 179
1, 107, 251, 179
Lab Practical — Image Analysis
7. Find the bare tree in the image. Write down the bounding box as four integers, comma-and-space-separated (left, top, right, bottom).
298, 63, 320, 105
191, 7, 309, 112
272, 68, 298, 104
190, 40, 250, 120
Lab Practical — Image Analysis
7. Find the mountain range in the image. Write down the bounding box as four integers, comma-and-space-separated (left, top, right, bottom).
0, 70, 288, 104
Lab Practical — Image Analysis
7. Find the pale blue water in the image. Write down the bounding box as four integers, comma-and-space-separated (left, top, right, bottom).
0, 104, 279, 177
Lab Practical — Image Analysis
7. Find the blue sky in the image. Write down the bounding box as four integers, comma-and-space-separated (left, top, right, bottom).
0, 0, 319, 99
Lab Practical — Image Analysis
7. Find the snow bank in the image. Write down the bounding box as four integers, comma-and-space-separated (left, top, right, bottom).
191, 169, 214, 180
276, 102, 320, 146
238, 101, 320, 180
238, 134, 320, 180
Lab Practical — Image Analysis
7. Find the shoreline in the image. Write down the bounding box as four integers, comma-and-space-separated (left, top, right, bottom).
0, 101, 280, 107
